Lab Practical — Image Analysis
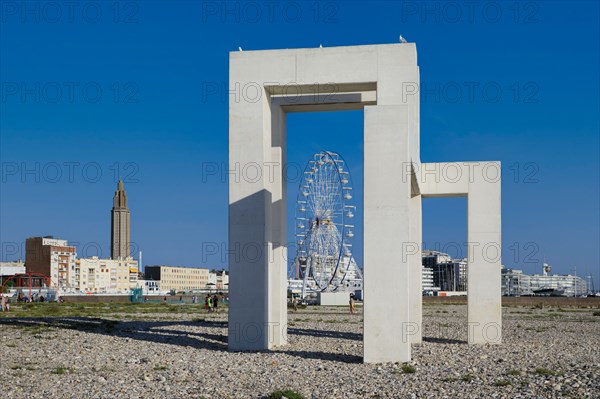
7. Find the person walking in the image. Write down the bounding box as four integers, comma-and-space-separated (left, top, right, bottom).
349, 293, 356, 314
292, 296, 298, 312
212, 294, 219, 312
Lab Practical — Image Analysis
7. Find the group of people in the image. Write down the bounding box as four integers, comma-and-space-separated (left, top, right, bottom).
16, 293, 46, 303
205, 294, 220, 312
1, 293, 50, 311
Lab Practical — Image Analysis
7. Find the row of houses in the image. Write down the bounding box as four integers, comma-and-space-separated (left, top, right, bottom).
0, 236, 228, 295
21, 236, 139, 294
4, 239, 587, 297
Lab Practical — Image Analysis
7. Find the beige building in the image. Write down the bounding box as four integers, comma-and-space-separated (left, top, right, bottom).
145, 266, 209, 293
76, 257, 138, 293
25, 237, 77, 291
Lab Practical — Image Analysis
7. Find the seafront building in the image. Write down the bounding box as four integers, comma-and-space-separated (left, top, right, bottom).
137, 279, 161, 294
502, 267, 587, 297
25, 237, 77, 291
75, 257, 139, 293
421, 250, 588, 297
145, 265, 210, 293
208, 269, 229, 290
422, 266, 437, 294
422, 250, 467, 292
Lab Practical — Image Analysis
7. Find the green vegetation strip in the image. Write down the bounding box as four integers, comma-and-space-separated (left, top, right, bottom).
268, 390, 306, 399
0, 302, 214, 318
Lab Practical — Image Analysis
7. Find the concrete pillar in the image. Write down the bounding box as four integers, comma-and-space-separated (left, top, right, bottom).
228, 81, 275, 351
363, 105, 411, 363
228, 100, 289, 349
409, 192, 422, 343
269, 103, 288, 347
467, 161, 502, 344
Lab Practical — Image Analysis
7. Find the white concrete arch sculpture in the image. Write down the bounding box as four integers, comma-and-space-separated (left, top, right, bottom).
227, 43, 502, 363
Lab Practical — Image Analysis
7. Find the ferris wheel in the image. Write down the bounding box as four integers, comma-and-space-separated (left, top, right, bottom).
294, 151, 358, 295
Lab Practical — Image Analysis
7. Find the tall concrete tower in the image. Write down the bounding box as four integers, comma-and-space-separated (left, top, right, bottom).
111, 180, 130, 259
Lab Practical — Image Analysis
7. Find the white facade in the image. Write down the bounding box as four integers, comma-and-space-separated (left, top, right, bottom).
502, 268, 587, 297
52, 248, 77, 291
208, 270, 229, 290
422, 266, 438, 293
76, 257, 138, 293
146, 266, 209, 292
0, 262, 26, 277
208, 272, 216, 287
137, 279, 161, 294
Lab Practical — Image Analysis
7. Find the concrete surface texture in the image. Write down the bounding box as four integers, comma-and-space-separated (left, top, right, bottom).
228, 43, 502, 362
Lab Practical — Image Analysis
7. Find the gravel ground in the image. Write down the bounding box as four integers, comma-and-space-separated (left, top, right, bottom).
1, 304, 599, 398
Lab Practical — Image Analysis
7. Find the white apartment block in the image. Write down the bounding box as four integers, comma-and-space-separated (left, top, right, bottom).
76, 257, 138, 293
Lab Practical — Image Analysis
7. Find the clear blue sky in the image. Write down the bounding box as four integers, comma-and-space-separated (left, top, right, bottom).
1, 1, 598, 285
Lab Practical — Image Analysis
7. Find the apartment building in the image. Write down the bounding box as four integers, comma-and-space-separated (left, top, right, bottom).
25, 237, 77, 291
145, 265, 209, 292
76, 257, 139, 293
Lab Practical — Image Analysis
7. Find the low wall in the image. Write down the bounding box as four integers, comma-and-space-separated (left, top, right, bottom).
61, 294, 220, 304
318, 292, 350, 306
61, 295, 131, 303
502, 296, 600, 307
423, 296, 600, 307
